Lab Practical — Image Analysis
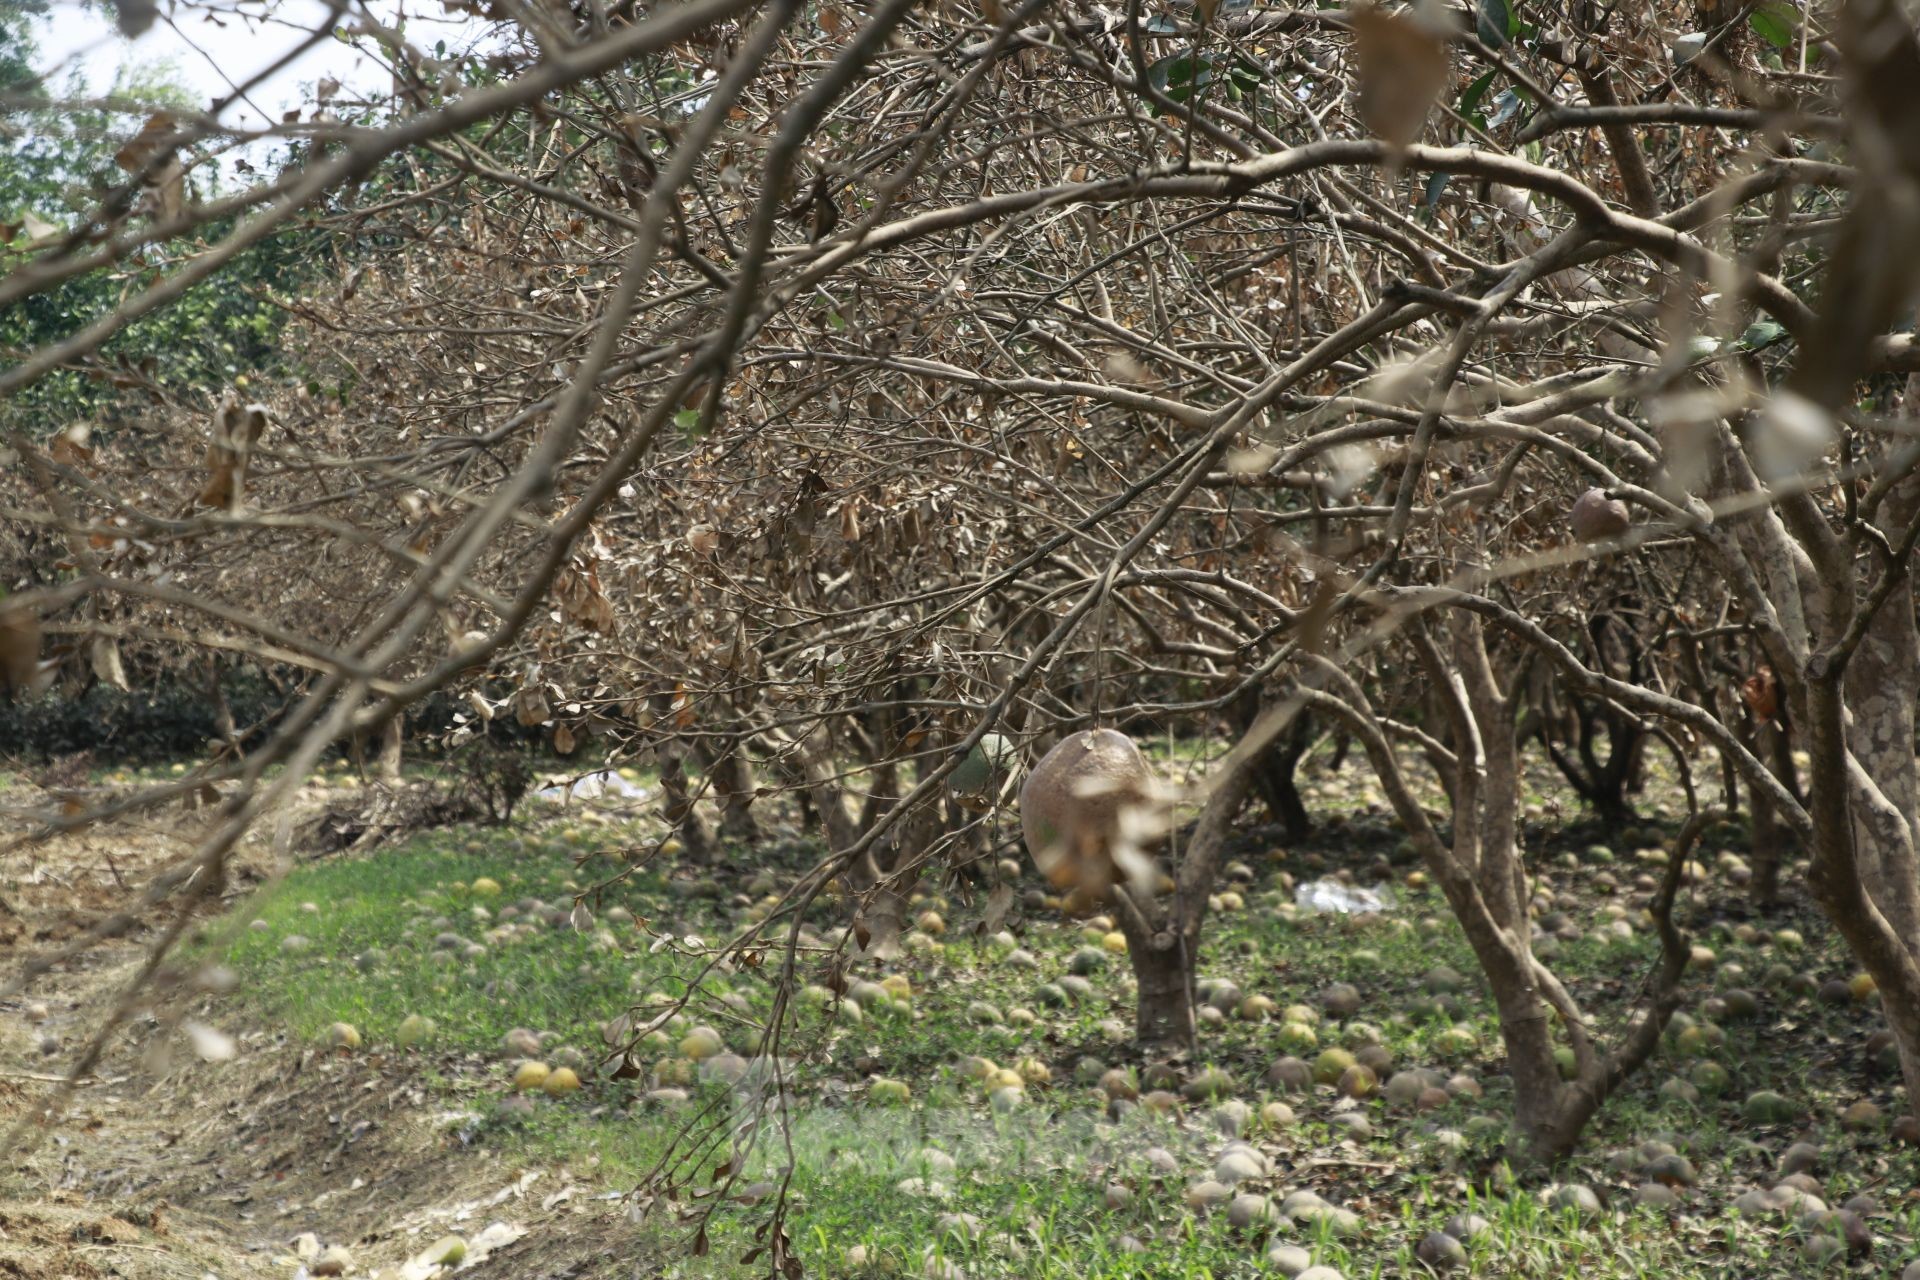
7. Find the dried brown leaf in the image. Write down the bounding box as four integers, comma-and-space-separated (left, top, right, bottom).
1351, 3, 1450, 147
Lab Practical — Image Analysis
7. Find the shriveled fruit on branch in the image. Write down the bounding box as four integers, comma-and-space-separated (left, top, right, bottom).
1569, 488, 1631, 542
1019, 729, 1159, 901
948, 732, 1017, 809
1741, 666, 1779, 723
196, 398, 269, 510
1350, 1, 1450, 147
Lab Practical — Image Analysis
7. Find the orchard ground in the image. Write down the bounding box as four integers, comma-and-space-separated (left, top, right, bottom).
2, 747, 1917, 1279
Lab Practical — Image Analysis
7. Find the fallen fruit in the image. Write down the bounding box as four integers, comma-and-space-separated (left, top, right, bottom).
396, 1014, 437, 1048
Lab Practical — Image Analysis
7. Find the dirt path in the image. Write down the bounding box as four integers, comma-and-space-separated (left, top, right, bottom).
1, 790, 650, 1280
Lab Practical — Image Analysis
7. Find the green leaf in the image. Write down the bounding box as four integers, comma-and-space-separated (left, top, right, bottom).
1749, 1, 1795, 48
1458, 69, 1496, 121
1143, 49, 1266, 110
1739, 318, 1788, 350
674, 408, 703, 431
1422, 172, 1450, 209
1475, 0, 1511, 48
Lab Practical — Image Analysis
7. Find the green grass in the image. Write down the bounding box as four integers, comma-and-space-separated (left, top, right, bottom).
205, 762, 1920, 1279
217, 822, 688, 1052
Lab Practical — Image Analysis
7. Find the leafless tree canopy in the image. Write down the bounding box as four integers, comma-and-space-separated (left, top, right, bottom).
8, 0, 1920, 1184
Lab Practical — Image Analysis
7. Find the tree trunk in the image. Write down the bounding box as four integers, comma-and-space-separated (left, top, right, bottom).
377, 711, 404, 783
1486, 966, 1567, 1140
1446, 631, 1570, 1149
1400, 622, 1597, 1156
659, 746, 718, 861
706, 737, 763, 845
791, 725, 861, 855
1255, 710, 1315, 841
1748, 768, 1784, 910
1230, 691, 1316, 840
1745, 715, 1793, 911
1539, 685, 1642, 825
1125, 927, 1196, 1047
1826, 464, 1920, 1115
1112, 716, 1265, 1049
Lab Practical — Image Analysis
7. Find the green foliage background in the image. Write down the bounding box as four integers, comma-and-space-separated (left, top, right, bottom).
0, 0, 322, 432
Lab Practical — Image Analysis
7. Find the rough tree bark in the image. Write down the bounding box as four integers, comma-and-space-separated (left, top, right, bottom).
1106, 729, 1263, 1049
377, 712, 404, 783
1807, 461, 1920, 1114
1743, 714, 1795, 911
1757, 0, 1920, 1121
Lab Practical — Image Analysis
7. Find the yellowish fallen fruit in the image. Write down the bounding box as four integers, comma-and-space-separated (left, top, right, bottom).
870, 1078, 911, 1104
917, 911, 946, 936
1238, 995, 1277, 1021
396, 1014, 437, 1048
881, 974, 913, 1000
417, 1236, 466, 1268
654, 1058, 695, 1086
471, 877, 502, 897
661, 838, 685, 857
1850, 972, 1878, 1002
513, 1061, 552, 1091
1015, 1056, 1051, 1084
989, 1067, 1025, 1090
542, 1066, 582, 1096
680, 1027, 724, 1060
960, 1055, 998, 1080
1101, 932, 1128, 953
326, 1022, 362, 1050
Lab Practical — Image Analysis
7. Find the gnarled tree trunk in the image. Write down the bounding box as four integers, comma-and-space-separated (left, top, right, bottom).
1233, 689, 1315, 841
658, 743, 718, 861
1109, 726, 1263, 1050
698, 729, 763, 845
1299, 614, 1692, 1163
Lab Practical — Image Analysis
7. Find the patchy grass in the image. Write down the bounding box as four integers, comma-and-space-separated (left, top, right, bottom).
206, 759, 1920, 1279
